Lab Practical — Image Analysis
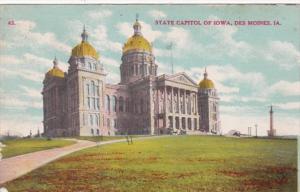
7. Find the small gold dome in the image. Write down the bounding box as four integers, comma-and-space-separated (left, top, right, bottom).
47, 67, 65, 78
199, 68, 215, 89
46, 57, 65, 78
71, 42, 99, 60
123, 35, 152, 53
199, 79, 214, 89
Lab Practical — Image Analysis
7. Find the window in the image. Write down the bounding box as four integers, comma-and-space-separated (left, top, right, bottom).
112, 96, 117, 112
90, 114, 93, 126
140, 98, 144, 113
86, 84, 90, 95
95, 115, 99, 126
96, 98, 99, 110
114, 119, 117, 129
107, 119, 110, 128
96, 129, 99, 135
126, 98, 130, 112
91, 128, 94, 135
91, 81, 95, 96
119, 96, 124, 112
105, 95, 110, 112
89, 62, 92, 70
92, 98, 96, 109
88, 98, 91, 109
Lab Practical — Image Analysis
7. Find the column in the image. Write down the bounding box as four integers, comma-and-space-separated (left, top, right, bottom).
178, 88, 180, 114
171, 87, 173, 113
163, 86, 167, 129
184, 90, 187, 115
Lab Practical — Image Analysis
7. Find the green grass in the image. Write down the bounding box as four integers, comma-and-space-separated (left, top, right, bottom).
1, 138, 76, 158
3, 136, 297, 192
72, 135, 144, 142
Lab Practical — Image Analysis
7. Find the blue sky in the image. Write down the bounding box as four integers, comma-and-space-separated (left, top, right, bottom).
0, 5, 299, 136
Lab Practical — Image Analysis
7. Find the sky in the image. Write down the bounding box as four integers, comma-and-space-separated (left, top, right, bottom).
0, 5, 299, 136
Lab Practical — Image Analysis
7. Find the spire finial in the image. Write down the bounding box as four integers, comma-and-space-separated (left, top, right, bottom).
81, 24, 88, 42
133, 14, 142, 35
53, 55, 58, 67
204, 67, 208, 79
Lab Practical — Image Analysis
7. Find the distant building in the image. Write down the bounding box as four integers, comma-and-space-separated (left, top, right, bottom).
42, 18, 221, 137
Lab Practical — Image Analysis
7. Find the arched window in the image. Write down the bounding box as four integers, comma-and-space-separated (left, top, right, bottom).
89, 62, 92, 70
112, 96, 117, 112
119, 96, 124, 112
105, 95, 110, 113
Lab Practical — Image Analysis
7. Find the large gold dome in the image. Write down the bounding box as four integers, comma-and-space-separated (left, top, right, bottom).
123, 35, 152, 53
71, 42, 99, 60
122, 19, 152, 53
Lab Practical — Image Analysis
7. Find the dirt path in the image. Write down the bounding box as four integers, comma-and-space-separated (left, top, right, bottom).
0, 136, 168, 185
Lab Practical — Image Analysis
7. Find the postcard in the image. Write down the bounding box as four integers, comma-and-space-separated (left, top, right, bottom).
0, 4, 299, 192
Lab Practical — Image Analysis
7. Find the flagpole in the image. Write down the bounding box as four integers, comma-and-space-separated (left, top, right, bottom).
171, 43, 174, 74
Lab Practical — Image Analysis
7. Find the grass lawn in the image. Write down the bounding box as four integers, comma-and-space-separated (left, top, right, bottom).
1, 138, 76, 159
3, 136, 297, 192
72, 135, 144, 142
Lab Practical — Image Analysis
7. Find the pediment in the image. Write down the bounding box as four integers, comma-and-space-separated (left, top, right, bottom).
166, 72, 197, 86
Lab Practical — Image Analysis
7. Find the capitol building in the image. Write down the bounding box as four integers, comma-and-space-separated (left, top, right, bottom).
42, 18, 221, 137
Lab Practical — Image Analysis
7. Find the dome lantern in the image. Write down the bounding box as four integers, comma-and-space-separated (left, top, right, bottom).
133, 14, 142, 36
81, 25, 88, 42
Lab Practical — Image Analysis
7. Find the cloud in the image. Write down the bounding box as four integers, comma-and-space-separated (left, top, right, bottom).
20, 85, 42, 99
87, 10, 112, 20
0, 55, 21, 64
203, 16, 253, 58
0, 114, 42, 137
8, 20, 71, 53
0, 93, 42, 110
102, 56, 120, 68
68, 20, 122, 53
265, 41, 300, 70
91, 25, 122, 52
0, 53, 68, 82
268, 80, 300, 96
148, 10, 167, 18
275, 102, 300, 110
185, 65, 265, 94
0, 67, 44, 83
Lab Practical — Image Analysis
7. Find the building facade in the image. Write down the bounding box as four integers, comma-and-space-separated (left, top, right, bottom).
42, 19, 221, 137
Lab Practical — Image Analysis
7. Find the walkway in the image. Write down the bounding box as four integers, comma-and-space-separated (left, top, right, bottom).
0, 136, 168, 185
